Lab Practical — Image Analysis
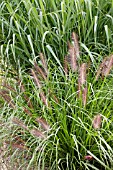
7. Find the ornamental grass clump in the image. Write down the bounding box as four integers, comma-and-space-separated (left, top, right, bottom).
1, 1, 113, 169
1, 31, 113, 169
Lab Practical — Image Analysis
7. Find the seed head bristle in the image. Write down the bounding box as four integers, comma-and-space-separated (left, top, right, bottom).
2, 82, 16, 92
12, 117, 28, 131
64, 55, 68, 75
39, 53, 48, 75
39, 91, 49, 107
36, 117, 50, 131
72, 32, 80, 58
18, 80, 33, 109
23, 107, 32, 116
82, 87, 87, 106
5, 141, 28, 150
31, 69, 41, 89
84, 155, 94, 161
0, 90, 16, 108
34, 61, 47, 80
79, 63, 87, 85
101, 55, 113, 77
92, 114, 102, 130
78, 63, 87, 105
30, 129, 46, 139
95, 55, 113, 80
68, 41, 77, 72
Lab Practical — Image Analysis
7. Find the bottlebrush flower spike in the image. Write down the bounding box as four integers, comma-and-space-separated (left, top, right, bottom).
68, 41, 77, 72
39, 91, 49, 107
34, 61, 47, 80
78, 63, 87, 86
31, 69, 48, 107
49, 90, 59, 103
5, 141, 28, 150
92, 114, 102, 130
36, 117, 50, 131
18, 80, 33, 109
12, 117, 28, 131
95, 55, 113, 80
30, 129, 46, 139
2, 82, 16, 92
39, 53, 48, 75
101, 55, 113, 77
82, 87, 87, 106
78, 63, 87, 106
0, 90, 16, 109
64, 55, 68, 75
31, 69, 41, 89
84, 155, 94, 161
23, 107, 32, 116
71, 32, 80, 58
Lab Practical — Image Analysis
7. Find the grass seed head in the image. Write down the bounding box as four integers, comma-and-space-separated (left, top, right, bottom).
34, 61, 47, 80
92, 114, 102, 130
39, 53, 48, 75
71, 32, 80, 58
84, 155, 94, 161
68, 41, 77, 72
30, 129, 46, 139
12, 117, 28, 131
0, 90, 16, 108
36, 117, 50, 131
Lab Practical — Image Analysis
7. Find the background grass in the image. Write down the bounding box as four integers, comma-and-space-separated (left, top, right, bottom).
0, 0, 113, 170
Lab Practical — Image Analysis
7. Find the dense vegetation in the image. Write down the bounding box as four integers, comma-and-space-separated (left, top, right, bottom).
0, 0, 113, 169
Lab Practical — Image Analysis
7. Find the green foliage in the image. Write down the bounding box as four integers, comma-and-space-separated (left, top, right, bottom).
0, 0, 113, 69
1, 60, 113, 169
1, 0, 113, 170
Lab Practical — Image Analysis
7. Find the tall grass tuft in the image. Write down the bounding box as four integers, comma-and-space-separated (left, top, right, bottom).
1, 32, 113, 169
0, 0, 113, 70
1, 0, 113, 169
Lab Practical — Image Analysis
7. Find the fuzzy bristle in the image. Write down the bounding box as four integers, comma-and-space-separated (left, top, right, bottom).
12, 117, 28, 131
39, 53, 48, 75
72, 32, 80, 58
30, 129, 46, 139
31, 69, 41, 89
64, 55, 68, 75
36, 117, 50, 131
34, 61, 47, 80
92, 114, 102, 130
68, 41, 77, 72
0, 90, 16, 108
95, 55, 113, 80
